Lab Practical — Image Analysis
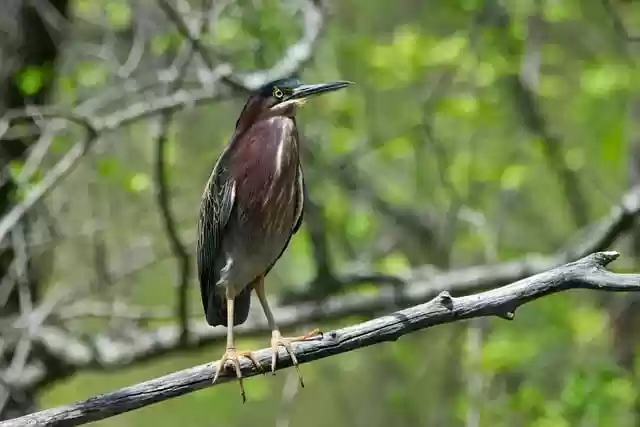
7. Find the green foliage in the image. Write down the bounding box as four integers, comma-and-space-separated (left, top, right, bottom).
105, 0, 131, 30
378, 252, 410, 275
16, 66, 46, 95
97, 157, 119, 178
126, 172, 151, 193
581, 63, 630, 97
150, 32, 184, 55
76, 61, 109, 87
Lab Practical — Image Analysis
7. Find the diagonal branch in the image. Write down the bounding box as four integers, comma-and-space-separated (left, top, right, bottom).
284, 185, 640, 303
4, 186, 639, 396
4, 251, 640, 427
601, 0, 640, 45
158, 0, 326, 93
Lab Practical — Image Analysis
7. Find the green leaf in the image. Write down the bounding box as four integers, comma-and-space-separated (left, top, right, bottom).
127, 173, 151, 193
568, 305, 604, 346
215, 17, 241, 44
51, 135, 70, 154
346, 210, 372, 240
329, 127, 354, 156
564, 149, 584, 171
17, 67, 44, 95
323, 184, 349, 222
481, 330, 538, 371
447, 150, 472, 195
426, 33, 467, 65
97, 158, 119, 178
77, 62, 109, 87
369, 25, 429, 87
500, 164, 527, 190
393, 26, 421, 64
150, 32, 183, 55
440, 94, 479, 117
604, 377, 636, 406
580, 65, 629, 97
58, 76, 77, 101
106, 0, 132, 30
379, 252, 410, 275
475, 61, 499, 87
530, 416, 571, 427
543, 0, 577, 22
378, 136, 412, 160
7, 160, 24, 180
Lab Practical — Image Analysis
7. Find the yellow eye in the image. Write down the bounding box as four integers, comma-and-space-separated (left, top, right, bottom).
273, 87, 283, 99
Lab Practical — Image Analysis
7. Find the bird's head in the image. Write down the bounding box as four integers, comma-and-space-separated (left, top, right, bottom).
235, 78, 352, 129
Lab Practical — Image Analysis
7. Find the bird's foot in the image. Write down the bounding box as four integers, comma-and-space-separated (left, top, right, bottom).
270, 328, 323, 387
212, 347, 262, 403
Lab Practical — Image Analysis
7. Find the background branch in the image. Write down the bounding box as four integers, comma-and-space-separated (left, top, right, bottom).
3, 251, 639, 427
1, 183, 632, 393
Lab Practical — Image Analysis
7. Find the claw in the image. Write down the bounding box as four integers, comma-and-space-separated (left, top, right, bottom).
270, 328, 323, 387
212, 347, 262, 403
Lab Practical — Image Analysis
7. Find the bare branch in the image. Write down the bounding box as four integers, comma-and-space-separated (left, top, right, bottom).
283, 185, 640, 303
157, 0, 326, 93
4, 251, 640, 427
4, 180, 628, 374
59, 301, 172, 321
601, 0, 640, 45
0, 0, 327, 248
1, 184, 630, 392
152, 0, 216, 346
0, 113, 97, 248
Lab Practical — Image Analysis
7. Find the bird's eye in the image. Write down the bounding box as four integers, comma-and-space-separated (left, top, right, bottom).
273, 87, 283, 99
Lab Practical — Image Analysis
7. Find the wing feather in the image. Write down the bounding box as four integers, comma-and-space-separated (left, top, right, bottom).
197, 151, 236, 324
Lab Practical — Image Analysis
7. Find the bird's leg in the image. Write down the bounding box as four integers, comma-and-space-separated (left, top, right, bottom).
254, 277, 322, 387
211, 288, 262, 403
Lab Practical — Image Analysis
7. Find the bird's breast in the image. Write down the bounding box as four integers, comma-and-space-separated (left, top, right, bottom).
218, 116, 301, 287
228, 116, 300, 236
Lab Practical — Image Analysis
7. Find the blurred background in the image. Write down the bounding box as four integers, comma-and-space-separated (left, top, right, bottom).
1, 0, 640, 425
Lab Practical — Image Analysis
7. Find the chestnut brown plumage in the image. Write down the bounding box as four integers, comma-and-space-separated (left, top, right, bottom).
197, 77, 352, 401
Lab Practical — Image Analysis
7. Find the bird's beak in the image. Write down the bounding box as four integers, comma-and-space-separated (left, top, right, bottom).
278, 80, 353, 108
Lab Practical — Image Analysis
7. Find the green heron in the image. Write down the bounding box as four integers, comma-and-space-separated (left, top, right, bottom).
197, 77, 352, 401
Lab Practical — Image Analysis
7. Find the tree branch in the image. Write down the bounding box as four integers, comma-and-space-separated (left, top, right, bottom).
284, 185, 640, 303
157, 0, 325, 93
2, 184, 635, 393
3, 251, 640, 427
0, 0, 327, 247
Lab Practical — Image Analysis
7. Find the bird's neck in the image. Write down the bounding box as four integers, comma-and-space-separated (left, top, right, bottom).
228, 116, 300, 171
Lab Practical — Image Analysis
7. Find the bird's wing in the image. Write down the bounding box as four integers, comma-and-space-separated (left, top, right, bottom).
197, 153, 236, 316
292, 163, 305, 235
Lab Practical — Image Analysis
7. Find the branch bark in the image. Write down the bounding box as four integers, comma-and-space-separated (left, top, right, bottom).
4, 251, 640, 427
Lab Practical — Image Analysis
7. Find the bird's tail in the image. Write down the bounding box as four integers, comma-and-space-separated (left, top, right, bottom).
205, 286, 252, 327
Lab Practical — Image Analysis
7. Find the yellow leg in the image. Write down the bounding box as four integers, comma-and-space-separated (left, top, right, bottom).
211, 288, 262, 403
254, 278, 322, 387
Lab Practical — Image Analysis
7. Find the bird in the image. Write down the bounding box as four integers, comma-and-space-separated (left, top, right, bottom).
197, 77, 352, 402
